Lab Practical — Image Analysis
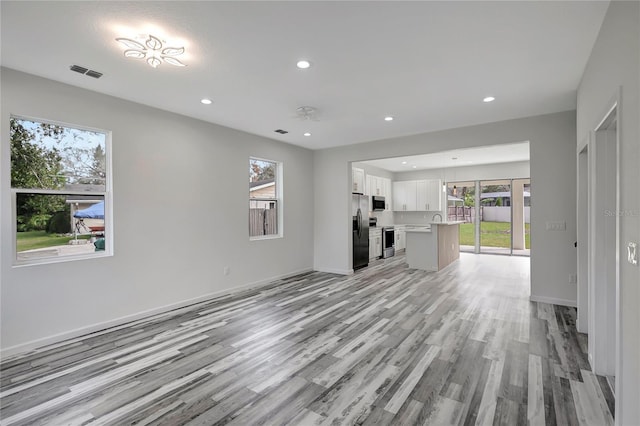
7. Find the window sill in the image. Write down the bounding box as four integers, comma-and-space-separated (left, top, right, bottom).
12, 251, 113, 268
250, 234, 283, 242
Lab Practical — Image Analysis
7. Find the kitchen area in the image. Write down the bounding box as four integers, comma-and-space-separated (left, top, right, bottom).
352, 162, 463, 272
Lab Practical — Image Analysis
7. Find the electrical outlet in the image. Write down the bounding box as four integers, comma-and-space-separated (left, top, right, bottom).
223, 266, 230, 276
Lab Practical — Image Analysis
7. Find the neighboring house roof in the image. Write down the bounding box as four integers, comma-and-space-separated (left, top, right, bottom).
250, 179, 275, 191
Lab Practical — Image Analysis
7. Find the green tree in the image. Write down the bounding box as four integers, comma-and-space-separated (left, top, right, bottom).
10, 118, 67, 231
90, 144, 106, 184
10, 118, 65, 190
250, 159, 275, 182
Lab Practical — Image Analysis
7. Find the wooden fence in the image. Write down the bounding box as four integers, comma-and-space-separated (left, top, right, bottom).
447, 206, 483, 223
249, 208, 277, 236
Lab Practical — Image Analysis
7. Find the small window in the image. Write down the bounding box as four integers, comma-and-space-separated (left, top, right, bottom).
10, 116, 111, 264
249, 157, 281, 239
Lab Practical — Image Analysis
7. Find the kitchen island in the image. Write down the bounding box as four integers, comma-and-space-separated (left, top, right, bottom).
405, 222, 462, 271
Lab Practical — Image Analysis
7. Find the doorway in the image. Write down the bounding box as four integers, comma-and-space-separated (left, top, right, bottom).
583, 104, 618, 394
447, 181, 476, 253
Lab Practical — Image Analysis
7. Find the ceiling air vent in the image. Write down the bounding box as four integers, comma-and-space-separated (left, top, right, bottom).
69, 65, 103, 79
85, 70, 103, 79
70, 65, 89, 74
274, 129, 289, 134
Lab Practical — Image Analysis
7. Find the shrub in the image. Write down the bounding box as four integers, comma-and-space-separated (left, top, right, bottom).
47, 211, 71, 234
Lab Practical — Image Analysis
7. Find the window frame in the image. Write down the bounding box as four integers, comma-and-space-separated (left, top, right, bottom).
9, 114, 113, 266
249, 156, 283, 241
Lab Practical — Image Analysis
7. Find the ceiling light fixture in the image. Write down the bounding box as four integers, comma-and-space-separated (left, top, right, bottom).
384, 116, 394, 121
200, 98, 212, 105
401, 161, 407, 164
116, 34, 186, 68
296, 60, 311, 69
303, 132, 311, 137
412, 165, 417, 169
483, 96, 495, 103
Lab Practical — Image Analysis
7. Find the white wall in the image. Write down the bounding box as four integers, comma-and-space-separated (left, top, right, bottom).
0, 69, 314, 354
483, 206, 531, 224
394, 160, 530, 183
576, 1, 640, 424
314, 111, 577, 305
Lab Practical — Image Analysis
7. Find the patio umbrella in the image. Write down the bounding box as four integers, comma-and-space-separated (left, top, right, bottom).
73, 201, 104, 219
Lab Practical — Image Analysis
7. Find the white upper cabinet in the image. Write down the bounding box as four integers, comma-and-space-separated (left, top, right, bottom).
416, 179, 442, 211
425, 179, 442, 211
352, 167, 365, 193
393, 181, 417, 211
394, 179, 441, 211
365, 174, 392, 211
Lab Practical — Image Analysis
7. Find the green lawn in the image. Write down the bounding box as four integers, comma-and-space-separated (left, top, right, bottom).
16, 231, 90, 252
459, 222, 530, 249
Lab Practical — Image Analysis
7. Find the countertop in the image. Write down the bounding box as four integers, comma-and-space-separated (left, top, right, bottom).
429, 221, 465, 225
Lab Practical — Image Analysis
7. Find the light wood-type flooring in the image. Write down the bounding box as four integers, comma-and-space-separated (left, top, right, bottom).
0, 253, 614, 425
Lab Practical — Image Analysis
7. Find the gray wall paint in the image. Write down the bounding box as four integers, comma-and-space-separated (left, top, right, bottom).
314, 111, 577, 303
0, 69, 314, 353
577, 1, 640, 423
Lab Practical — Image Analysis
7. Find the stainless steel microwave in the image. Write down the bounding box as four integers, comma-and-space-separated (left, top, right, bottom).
372, 196, 386, 211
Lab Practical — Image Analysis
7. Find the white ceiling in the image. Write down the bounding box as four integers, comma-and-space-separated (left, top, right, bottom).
362, 142, 530, 172
1, 1, 609, 150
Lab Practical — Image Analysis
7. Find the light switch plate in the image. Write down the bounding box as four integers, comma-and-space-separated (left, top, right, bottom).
545, 221, 566, 231
628, 242, 638, 265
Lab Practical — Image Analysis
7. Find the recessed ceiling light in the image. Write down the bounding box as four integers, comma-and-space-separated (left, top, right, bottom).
296, 60, 311, 69
483, 96, 495, 103
384, 116, 394, 121
401, 161, 407, 164
200, 98, 212, 105
303, 132, 311, 137
412, 165, 417, 169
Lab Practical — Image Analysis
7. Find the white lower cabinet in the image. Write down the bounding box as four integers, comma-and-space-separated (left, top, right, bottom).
395, 226, 406, 251
369, 229, 382, 260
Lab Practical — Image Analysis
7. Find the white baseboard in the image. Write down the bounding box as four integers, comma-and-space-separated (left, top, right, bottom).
529, 295, 577, 308
1, 267, 313, 359
313, 266, 352, 275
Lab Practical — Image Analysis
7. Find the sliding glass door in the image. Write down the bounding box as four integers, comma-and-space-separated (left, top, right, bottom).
480, 179, 512, 255
449, 178, 530, 256
447, 182, 476, 253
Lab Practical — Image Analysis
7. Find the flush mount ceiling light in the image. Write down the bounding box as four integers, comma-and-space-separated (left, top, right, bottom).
200, 98, 212, 105
401, 161, 407, 164
384, 116, 394, 121
296, 60, 311, 69
483, 96, 495, 103
116, 34, 186, 68
303, 132, 312, 137
296, 106, 319, 121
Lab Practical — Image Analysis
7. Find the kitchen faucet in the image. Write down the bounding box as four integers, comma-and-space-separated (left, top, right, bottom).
432, 213, 442, 222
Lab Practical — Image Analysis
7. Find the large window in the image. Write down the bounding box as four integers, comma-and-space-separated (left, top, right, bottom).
10, 116, 111, 264
249, 157, 281, 239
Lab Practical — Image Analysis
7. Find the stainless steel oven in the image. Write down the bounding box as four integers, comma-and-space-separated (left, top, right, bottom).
382, 227, 395, 258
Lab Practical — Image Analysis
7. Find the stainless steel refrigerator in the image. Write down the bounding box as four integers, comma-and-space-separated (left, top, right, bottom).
352, 193, 369, 270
